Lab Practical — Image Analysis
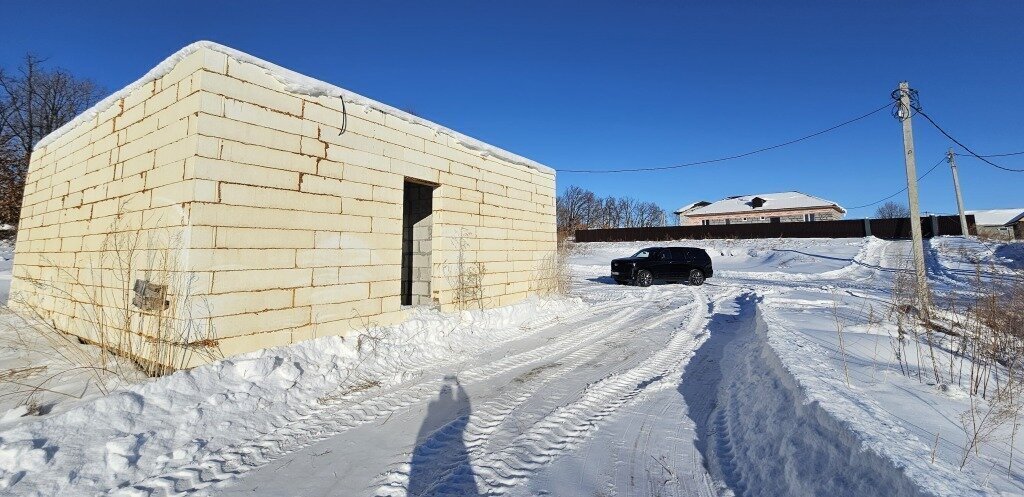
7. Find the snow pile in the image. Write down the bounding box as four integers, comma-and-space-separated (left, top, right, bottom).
0, 310, 144, 427
683, 295, 961, 497
928, 236, 1024, 274
0, 297, 583, 495
34, 41, 554, 176
758, 305, 986, 497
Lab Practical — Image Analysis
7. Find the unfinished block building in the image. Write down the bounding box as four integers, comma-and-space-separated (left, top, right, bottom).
10, 42, 558, 368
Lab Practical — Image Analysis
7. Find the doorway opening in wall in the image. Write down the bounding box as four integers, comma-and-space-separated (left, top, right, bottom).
401, 180, 436, 306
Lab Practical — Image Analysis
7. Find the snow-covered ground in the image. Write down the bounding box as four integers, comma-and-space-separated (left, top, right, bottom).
1, 236, 1023, 496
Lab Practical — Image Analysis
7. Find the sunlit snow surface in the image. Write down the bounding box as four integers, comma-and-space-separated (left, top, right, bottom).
0, 236, 1022, 496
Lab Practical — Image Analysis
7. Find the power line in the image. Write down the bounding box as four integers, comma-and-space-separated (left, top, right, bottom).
955, 150, 1024, 158
845, 156, 946, 210
557, 102, 892, 173
910, 105, 1024, 172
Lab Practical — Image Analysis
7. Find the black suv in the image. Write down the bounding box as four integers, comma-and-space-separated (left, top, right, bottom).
610, 247, 714, 287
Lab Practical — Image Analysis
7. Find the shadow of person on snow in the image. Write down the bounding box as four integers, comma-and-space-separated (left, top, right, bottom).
407, 375, 481, 497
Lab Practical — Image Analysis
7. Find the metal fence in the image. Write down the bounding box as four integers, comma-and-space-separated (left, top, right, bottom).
574, 215, 976, 243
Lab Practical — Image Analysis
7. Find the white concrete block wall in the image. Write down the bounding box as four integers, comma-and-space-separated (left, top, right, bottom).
10, 49, 218, 369
187, 47, 556, 357
11, 44, 557, 367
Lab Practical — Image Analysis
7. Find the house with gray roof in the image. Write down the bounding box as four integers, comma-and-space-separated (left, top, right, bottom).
966, 208, 1024, 240
678, 191, 845, 226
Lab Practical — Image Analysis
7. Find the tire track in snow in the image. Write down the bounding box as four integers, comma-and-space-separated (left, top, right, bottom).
370, 290, 711, 496
371, 288, 731, 496
681, 294, 973, 497
114, 292, 672, 496
470, 288, 719, 495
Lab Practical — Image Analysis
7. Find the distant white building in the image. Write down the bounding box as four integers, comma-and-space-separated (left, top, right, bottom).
966, 208, 1024, 240
677, 191, 846, 226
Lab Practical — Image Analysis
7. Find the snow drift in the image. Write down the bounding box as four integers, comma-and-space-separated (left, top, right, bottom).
682, 294, 980, 497
0, 298, 583, 495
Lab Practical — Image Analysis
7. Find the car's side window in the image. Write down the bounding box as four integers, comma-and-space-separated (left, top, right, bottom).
671, 248, 691, 261
654, 250, 669, 261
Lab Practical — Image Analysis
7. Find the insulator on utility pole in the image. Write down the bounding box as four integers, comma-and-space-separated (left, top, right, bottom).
947, 148, 970, 237
896, 82, 930, 318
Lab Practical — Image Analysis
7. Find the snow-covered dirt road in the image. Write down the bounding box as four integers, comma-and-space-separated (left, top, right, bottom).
165, 279, 724, 497
2, 237, 1023, 496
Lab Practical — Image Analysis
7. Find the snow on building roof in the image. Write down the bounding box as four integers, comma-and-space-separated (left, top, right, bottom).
966, 208, 1024, 226
35, 41, 555, 176
673, 201, 710, 214
687, 191, 845, 216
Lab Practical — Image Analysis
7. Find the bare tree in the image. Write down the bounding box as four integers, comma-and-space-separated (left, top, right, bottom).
0, 54, 104, 227
874, 201, 910, 219
601, 196, 620, 229
556, 185, 595, 236
556, 185, 666, 239
636, 201, 666, 227
618, 197, 638, 227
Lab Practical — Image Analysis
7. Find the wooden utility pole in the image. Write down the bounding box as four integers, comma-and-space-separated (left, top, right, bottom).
897, 82, 930, 315
947, 148, 970, 236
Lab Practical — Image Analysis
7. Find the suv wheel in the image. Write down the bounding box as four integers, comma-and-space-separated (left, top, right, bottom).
688, 269, 705, 286
635, 269, 653, 287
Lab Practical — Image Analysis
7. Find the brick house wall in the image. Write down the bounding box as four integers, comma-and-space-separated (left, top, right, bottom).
976, 224, 1019, 241
10, 43, 558, 367
682, 207, 844, 226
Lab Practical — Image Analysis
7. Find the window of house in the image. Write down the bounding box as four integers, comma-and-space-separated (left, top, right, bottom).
804, 213, 816, 222
702, 219, 710, 226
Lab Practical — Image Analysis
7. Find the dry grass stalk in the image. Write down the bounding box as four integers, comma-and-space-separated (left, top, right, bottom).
5, 210, 220, 399
829, 289, 851, 387
531, 239, 574, 298
887, 243, 1024, 470
442, 228, 487, 311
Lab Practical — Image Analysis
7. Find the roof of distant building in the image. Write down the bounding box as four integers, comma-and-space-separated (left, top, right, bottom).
966, 208, 1024, 226
673, 201, 711, 214
687, 191, 845, 217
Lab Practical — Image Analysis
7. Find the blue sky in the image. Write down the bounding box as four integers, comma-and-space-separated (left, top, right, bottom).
4, 1, 1021, 218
